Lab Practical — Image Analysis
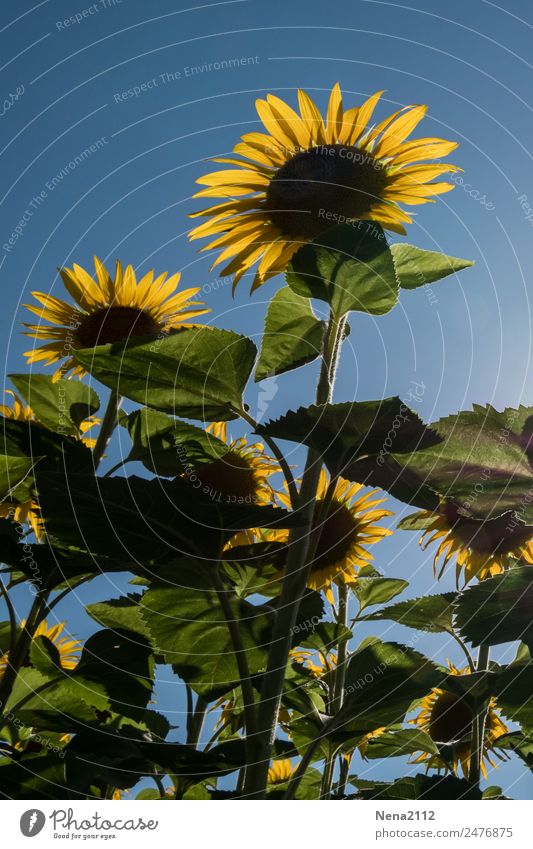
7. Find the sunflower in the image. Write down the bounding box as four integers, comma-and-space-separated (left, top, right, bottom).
189, 83, 459, 292
291, 647, 338, 677
0, 390, 99, 540
417, 502, 533, 584
23, 256, 210, 379
410, 662, 508, 778
273, 470, 392, 603
0, 619, 80, 679
185, 422, 282, 544
267, 759, 297, 785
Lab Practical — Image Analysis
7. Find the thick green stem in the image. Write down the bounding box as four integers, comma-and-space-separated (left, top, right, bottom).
320, 752, 335, 799
242, 311, 346, 799
321, 583, 350, 799
469, 643, 490, 789
0, 582, 52, 712
212, 571, 257, 759
92, 389, 122, 470
187, 694, 208, 748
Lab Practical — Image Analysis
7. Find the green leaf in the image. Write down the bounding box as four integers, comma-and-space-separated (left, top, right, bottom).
37, 472, 299, 565
124, 408, 228, 476
497, 731, 533, 771
142, 563, 271, 699
287, 222, 399, 317
340, 640, 443, 732
454, 567, 533, 647
496, 663, 533, 729
366, 592, 457, 633
74, 327, 257, 421
0, 453, 37, 500
360, 404, 533, 518
354, 577, 409, 611
9, 373, 100, 436
255, 287, 326, 381
258, 398, 440, 478
86, 594, 153, 640
266, 766, 322, 799
351, 773, 481, 800
0, 753, 68, 799
29, 635, 61, 673
362, 727, 439, 759
390, 244, 473, 290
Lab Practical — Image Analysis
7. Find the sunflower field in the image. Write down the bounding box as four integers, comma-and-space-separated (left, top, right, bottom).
1, 83, 532, 802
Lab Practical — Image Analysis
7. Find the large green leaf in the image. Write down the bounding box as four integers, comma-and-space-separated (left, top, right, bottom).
74, 327, 257, 421
0, 453, 37, 500
351, 773, 481, 800
9, 373, 100, 436
496, 663, 533, 729
353, 577, 409, 611
339, 639, 443, 732
391, 244, 474, 290
37, 471, 299, 565
365, 592, 457, 633
255, 287, 326, 381
142, 563, 271, 699
0, 753, 69, 800
123, 407, 228, 476
362, 727, 439, 759
287, 222, 399, 317
354, 404, 533, 519
258, 398, 440, 480
86, 594, 153, 640
454, 567, 533, 647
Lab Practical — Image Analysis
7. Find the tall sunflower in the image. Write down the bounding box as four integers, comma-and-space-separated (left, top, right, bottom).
410, 662, 508, 778
0, 619, 80, 679
0, 390, 99, 540
273, 470, 392, 603
189, 83, 459, 291
23, 256, 209, 379
417, 502, 533, 584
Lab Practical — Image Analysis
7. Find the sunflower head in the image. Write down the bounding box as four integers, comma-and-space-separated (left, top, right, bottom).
274, 470, 392, 603
23, 256, 210, 379
411, 662, 508, 777
190, 422, 281, 507
189, 83, 459, 292
0, 620, 80, 680
267, 759, 297, 785
418, 501, 533, 584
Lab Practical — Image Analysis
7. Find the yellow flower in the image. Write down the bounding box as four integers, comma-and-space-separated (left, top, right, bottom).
273, 469, 392, 603
291, 648, 338, 677
267, 759, 297, 785
23, 256, 210, 379
0, 619, 81, 679
186, 422, 283, 548
418, 503, 533, 585
0, 390, 99, 539
189, 83, 459, 292
410, 662, 508, 778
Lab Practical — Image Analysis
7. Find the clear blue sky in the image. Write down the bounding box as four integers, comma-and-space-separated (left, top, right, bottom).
1, 0, 532, 798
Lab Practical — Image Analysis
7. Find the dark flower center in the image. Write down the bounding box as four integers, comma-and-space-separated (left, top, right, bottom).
76, 306, 161, 347
193, 450, 258, 501
311, 501, 359, 572
429, 691, 473, 743
265, 144, 388, 239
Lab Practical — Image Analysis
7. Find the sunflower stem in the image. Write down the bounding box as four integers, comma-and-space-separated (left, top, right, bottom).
320, 752, 335, 799
92, 389, 122, 471
469, 643, 490, 790
242, 310, 346, 799
212, 569, 258, 766
0, 578, 54, 713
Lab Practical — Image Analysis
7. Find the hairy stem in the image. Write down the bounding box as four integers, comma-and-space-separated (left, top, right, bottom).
242, 311, 347, 798
92, 389, 122, 471
469, 643, 490, 789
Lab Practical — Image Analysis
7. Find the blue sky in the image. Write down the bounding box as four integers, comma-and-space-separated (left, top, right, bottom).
1, 0, 533, 798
